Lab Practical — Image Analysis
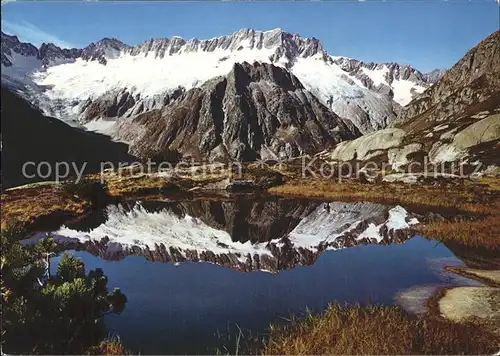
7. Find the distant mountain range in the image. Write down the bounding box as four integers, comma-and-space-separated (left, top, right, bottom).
1, 28, 442, 135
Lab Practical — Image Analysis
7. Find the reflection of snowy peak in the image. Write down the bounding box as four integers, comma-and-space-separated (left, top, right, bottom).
1, 28, 434, 135
1, 32, 41, 81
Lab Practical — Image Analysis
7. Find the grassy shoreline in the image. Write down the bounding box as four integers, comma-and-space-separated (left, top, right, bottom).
3, 174, 500, 250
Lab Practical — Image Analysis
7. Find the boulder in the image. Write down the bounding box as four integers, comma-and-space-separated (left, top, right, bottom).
330, 128, 406, 161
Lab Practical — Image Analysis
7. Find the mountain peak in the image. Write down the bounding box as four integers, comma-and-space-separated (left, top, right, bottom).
228, 61, 304, 92
81, 37, 129, 64
1, 31, 39, 67
1, 31, 19, 42
97, 37, 128, 46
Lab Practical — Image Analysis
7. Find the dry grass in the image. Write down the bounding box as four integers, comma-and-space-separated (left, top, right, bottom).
418, 216, 500, 249
268, 178, 496, 213
269, 177, 500, 249
263, 303, 500, 355
105, 174, 175, 196
1, 186, 89, 235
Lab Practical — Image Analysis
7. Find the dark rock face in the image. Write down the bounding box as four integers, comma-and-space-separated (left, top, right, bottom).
397, 31, 500, 128
81, 89, 137, 122
81, 87, 185, 123
126, 62, 360, 161
1, 32, 39, 67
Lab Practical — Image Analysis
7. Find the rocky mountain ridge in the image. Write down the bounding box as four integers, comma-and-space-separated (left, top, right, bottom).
1, 87, 135, 188
27, 198, 420, 273
1, 28, 432, 136
397, 31, 500, 127
1, 32, 39, 67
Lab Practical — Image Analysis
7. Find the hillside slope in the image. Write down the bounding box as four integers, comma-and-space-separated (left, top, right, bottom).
1, 29, 436, 134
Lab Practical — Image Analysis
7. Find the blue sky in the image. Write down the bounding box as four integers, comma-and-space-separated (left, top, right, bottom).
2, 1, 498, 72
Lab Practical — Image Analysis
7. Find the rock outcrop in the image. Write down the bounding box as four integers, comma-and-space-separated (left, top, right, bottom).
330, 128, 405, 162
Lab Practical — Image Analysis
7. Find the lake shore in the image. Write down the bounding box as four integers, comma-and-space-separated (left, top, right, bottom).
2, 168, 500, 355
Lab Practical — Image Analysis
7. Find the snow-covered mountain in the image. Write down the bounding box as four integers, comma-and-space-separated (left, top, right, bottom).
1, 28, 436, 135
